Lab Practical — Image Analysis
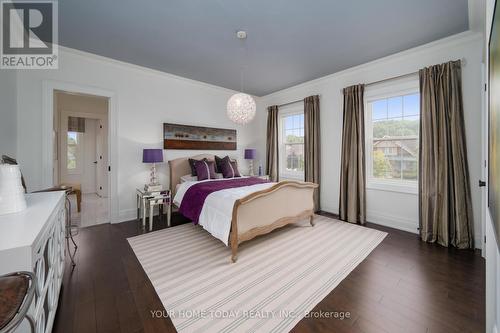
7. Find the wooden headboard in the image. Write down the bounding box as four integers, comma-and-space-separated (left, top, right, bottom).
168, 154, 215, 196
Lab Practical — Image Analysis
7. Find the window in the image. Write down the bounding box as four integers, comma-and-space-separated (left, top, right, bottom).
67, 131, 82, 174
279, 108, 304, 180
365, 79, 419, 193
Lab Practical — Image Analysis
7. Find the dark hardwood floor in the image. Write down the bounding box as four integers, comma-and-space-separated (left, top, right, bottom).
53, 212, 485, 333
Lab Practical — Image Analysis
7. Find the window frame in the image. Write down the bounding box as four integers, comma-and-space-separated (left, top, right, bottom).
364, 76, 419, 195
278, 104, 305, 181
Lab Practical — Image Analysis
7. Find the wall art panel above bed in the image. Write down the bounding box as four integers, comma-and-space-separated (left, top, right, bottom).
163, 123, 237, 150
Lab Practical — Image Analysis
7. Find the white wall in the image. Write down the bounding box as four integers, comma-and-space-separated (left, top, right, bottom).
486, 1, 500, 332
15, 47, 261, 222
0, 70, 17, 157
259, 31, 484, 245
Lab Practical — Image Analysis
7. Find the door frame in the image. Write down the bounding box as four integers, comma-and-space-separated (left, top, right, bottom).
42, 80, 118, 223
482, 63, 488, 257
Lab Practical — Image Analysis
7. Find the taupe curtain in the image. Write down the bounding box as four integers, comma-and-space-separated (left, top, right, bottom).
68, 116, 85, 133
339, 85, 366, 224
419, 60, 474, 249
304, 95, 321, 212
266, 105, 279, 181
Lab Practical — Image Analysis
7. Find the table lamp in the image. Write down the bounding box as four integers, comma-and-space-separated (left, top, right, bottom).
143, 149, 163, 192
244, 148, 257, 176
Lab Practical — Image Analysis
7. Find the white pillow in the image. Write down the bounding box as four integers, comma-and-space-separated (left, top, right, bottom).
180, 174, 197, 182
180, 173, 223, 183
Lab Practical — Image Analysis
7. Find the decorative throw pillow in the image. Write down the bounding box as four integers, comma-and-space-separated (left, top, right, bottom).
220, 156, 241, 178
194, 160, 216, 181
188, 158, 207, 176
214, 155, 227, 173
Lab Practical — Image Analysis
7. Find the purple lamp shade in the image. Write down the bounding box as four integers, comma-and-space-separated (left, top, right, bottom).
142, 149, 164, 163
244, 148, 256, 160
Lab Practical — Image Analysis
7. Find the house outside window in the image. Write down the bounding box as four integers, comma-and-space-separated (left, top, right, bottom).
365, 77, 419, 194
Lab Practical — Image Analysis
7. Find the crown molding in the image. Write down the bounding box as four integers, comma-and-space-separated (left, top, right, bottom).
57, 45, 261, 98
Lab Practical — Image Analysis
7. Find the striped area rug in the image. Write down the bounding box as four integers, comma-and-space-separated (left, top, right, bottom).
128, 215, 386, 333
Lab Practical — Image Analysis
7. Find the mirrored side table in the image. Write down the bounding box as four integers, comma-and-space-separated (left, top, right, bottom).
136, 188, 171, 231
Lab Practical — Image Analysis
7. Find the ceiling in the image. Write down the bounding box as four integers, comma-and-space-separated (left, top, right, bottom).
58, 0, 469, 96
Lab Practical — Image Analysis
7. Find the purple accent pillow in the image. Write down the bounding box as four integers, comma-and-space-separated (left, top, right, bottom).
220, 156, 241, 178
189, 158, 208, 176
214, 155, 226, 173
194, 160, 216, 180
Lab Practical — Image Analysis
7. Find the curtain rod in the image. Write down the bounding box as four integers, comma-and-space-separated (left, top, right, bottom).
342, 57, 467, 92
272, 58, 467, 107
278, 99, 303, 107
276, 95, 321, 108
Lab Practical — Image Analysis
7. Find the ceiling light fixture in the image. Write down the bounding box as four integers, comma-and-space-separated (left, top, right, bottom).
227, 30, 256, 125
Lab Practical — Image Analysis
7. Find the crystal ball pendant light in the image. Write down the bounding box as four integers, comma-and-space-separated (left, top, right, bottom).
227, 92, 256, 125
226, 30, 256, 125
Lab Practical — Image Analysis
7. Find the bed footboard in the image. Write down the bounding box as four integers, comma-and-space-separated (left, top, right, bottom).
229, 181, 318, 262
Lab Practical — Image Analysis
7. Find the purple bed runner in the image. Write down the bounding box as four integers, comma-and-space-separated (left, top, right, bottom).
179, 177, 269, 224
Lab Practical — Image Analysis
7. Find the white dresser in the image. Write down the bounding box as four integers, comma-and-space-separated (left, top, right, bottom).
0, 191, 66, 333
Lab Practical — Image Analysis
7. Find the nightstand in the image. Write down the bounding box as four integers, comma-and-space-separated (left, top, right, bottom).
136, 188, 171, 231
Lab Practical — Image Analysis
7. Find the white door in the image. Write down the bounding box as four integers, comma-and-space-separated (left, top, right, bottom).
82, 118, 97, 194
96, 118, 109, 197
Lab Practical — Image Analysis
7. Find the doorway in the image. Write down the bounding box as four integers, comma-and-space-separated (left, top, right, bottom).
54, 90, 110, 227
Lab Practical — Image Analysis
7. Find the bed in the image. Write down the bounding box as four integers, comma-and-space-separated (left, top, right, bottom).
169, 154, 318, 262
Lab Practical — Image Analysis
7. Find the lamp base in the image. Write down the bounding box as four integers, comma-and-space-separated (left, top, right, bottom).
248, 160, 254, 176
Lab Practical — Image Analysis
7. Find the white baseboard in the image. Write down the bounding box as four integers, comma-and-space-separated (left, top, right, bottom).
320, 207, 418, 234
118, 209, 136, 223
118, 207, 165, 224
320, 205, 338, 215
366, 210, 419, 234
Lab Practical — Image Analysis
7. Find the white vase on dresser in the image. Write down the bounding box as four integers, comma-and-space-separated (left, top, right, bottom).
0, 164, 27, 215
0, 191, 66, 333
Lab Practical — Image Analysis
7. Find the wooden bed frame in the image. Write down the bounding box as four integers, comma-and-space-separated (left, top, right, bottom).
168, 154, 318, 262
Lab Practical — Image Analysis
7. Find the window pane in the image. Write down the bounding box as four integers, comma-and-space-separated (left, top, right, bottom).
67, 132, 78, 170
373, 120, 402, 138
401, 137, 418, 180
372, 148, 393, 179
402, 160, 418, 180
280, 113, 304, 177
68, 131, 78, 144
372, 100, 387, 120
401, 118, 419, 136
373, 136, 418, 180
369, 92, 419, 183
403, 93, 419, 117
285, 144, 304, 172
285, 116, 293, 130
387, 96, 402, 118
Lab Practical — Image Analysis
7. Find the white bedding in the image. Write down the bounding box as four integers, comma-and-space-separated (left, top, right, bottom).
173, 178, 275, 245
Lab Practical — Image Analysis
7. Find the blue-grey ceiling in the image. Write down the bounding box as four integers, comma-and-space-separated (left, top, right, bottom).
58, 0, 469, 96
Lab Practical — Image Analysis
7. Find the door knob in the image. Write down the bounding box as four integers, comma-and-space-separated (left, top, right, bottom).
479, 180, 486, 187
93, 161, 98, 164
